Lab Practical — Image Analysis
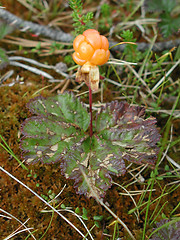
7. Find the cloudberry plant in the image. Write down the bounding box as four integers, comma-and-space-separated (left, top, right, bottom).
20, 0, 160, 202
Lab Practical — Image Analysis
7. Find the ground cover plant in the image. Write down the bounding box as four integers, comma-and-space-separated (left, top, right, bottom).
0, 0, 180, 239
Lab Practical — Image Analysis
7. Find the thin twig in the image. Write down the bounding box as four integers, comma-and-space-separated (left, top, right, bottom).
1, 8, 180, 52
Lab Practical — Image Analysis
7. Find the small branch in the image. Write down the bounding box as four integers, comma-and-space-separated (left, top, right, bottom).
0, 8, 72, 42
0, 8, 180, 52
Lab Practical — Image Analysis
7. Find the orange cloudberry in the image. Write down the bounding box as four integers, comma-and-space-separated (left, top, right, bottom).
72, 29, 110, 91
73, 29, 110, 66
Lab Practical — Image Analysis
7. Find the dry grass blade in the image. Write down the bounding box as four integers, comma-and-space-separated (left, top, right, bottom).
114, 18, 160, 31
146, 108, 180, 117
4, 228, 34, 240
126, 63, 156, 98
158, 125, 173, 166
1, 36, 52, 48
0, 208, 36, 239
1, 36, 73, 55
166, 155, 180, 170
104, 78, 140, 89
60, 209, 94, 240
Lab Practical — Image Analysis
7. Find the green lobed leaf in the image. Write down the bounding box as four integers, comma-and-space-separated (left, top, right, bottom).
21, 117, 79, 164
96, 101, 160, 166
60, 136, 126, 198
27, 92, 90, 131
21, 94, 160, 199
21, 93, 90, 164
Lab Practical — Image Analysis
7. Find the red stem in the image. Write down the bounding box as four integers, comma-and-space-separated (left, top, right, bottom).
89, 87, 93, 137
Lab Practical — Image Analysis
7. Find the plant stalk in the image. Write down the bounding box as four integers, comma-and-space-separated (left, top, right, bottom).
89, 86, 93, 137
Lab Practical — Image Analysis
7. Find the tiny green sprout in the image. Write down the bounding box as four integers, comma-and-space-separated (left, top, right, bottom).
120, 29, 143, 62
93, 215, 103, 221
94, 221, 100, 228
48, 190, 52, 195
64, 55, 74, 65
161, 213, 167, 219
101, 3, 110, 17
49, 192, 56, 200
166, 171, 172, 176
82, 207, 88, 220
98, 3, 112, 32
75, 207, 81, 214
156, 176, 163, 180
27, 170, 32, 178
60, 203, 66, 209
165, 165, 170, 171
41, 194, 49, 201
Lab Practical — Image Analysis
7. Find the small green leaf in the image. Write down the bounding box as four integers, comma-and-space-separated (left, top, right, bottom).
41, 194, 48, 201
61, 204, 66, 209
49, 193, 55, 199
93, 215, 103, 221
150, 171, 155, 178
48, 190, 52, 194
82, 207, 88, 220
156, 176, 163, 180
75, 207, 80, 214
94, 221, 100, 228
165, 165, 169, 171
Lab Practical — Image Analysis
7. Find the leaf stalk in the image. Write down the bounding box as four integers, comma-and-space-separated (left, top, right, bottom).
89, 86, 93, 137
